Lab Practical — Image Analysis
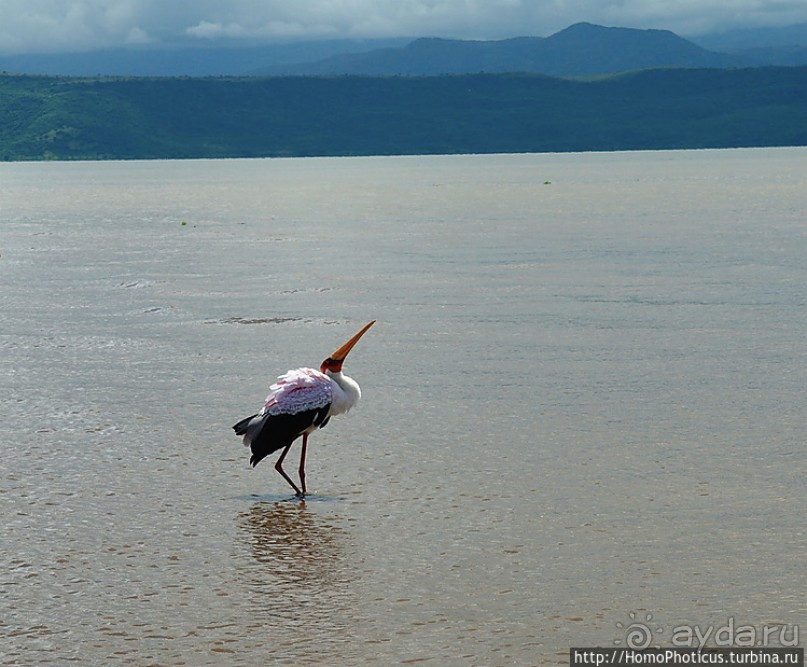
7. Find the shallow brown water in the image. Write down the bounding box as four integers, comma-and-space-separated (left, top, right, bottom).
1, 150, 804, 665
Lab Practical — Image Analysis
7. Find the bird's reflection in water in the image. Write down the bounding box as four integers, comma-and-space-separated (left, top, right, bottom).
237, 501, 359, 652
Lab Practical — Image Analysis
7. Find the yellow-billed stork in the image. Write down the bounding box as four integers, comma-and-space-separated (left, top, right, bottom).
233, 320, 376, 497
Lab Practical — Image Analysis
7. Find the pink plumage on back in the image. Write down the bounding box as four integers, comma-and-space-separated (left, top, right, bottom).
262, 368, 333, 416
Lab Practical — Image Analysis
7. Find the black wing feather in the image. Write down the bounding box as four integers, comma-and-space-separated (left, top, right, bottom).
233, 415, 257, 435
235, 406, 331, 468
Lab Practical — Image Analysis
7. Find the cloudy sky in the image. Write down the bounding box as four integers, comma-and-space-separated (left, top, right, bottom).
1, 0, 807, 54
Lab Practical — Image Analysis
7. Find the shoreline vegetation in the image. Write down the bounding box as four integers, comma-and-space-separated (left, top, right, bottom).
2, 67, 807, 161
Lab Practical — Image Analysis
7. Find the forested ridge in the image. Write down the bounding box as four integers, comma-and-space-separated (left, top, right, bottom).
2, 67, 807, 160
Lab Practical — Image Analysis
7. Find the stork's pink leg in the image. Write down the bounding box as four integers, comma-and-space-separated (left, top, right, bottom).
275, 442, 302, 497
298, 434, 308, 496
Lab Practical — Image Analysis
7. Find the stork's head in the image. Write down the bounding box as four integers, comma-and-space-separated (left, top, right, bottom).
320, 320, 376, 374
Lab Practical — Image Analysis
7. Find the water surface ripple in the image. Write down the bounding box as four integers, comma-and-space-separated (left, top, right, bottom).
1, 150, 804, 665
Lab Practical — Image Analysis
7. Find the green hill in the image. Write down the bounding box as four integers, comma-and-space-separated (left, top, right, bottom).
2, 68, 807, 161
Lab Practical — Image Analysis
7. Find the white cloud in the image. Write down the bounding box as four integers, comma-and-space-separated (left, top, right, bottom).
1, 0, 807, 53
0, 0, 157, 53
185, 21, 242, 40
125, 26, 151, 44
185, 19, 335, 40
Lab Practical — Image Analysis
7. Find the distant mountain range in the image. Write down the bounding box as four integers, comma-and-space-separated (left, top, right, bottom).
3, 22, 807, 78
0, 38, 410, 78
251, 23, 748, 77
4, 21, 807, 163
694, 22, 807, 61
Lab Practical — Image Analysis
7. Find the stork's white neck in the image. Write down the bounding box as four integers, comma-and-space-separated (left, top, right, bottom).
325, 370, 362, 416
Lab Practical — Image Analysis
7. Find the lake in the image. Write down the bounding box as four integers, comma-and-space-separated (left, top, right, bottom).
1, 149, 804, 665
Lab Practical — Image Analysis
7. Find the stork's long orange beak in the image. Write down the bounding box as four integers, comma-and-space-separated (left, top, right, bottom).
321, 320, 376, 372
